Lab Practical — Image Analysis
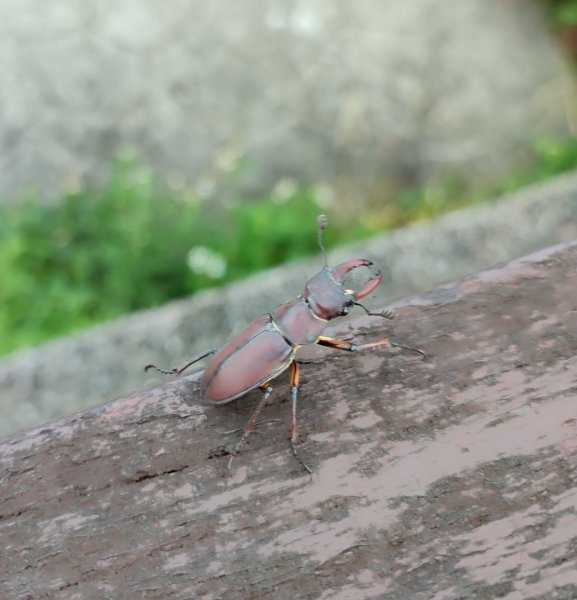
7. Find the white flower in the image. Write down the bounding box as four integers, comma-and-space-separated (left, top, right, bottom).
272, 177, 298, 204
187, 246, 227, 279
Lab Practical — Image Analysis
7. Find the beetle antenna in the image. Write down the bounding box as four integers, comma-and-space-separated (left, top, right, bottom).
353, 301, 395, 320
317, 214, 329, 267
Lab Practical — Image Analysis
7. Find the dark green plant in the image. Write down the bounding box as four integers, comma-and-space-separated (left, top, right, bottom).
547, 0, 577, 27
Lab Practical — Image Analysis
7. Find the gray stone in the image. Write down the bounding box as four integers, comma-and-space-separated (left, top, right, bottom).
1, 170, 577, 437
0, 0, 572, 204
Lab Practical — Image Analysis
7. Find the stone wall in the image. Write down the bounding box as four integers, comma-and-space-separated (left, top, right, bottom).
0, 0, 572, 206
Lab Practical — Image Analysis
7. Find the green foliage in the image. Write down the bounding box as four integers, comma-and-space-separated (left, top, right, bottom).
375, 136, 577, 228
531, 136, 577, 176
2, 135, 577, 356
547, 0, 577, 27
0, 160, 373, 355
481, 136, 577, 197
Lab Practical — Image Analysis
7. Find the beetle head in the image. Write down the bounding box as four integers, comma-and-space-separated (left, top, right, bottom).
303, 257, 382, 321
302, 215, 382, 320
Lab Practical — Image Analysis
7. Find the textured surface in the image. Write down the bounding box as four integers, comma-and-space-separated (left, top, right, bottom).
1, 240, 577, 598
0, 0, 570, 201
2, 170, 577, 437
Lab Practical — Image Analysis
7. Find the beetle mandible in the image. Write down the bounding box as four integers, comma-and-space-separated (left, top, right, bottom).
145, 215, 424, 475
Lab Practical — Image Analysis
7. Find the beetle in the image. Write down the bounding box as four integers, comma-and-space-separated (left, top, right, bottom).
145, 215, 424, 474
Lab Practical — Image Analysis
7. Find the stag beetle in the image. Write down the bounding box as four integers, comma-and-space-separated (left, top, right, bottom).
146, 215, 424, 474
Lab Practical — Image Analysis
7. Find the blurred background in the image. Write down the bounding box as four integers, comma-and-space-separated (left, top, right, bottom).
2, 0, 577, 434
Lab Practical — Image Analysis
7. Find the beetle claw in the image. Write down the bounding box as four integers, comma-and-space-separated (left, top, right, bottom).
331, 259, 382, 300
352, 270, 382, 300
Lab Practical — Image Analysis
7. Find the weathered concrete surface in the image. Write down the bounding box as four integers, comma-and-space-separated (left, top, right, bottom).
2, 170, 577, 437
0, 0, 571, 202
1, 241, 577, 599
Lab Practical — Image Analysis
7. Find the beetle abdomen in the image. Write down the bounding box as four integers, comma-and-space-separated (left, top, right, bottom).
201, 314, 295, 405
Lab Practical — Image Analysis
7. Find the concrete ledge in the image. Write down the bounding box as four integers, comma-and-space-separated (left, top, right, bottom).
2, 170, 577, 436
1, 240, 577, 597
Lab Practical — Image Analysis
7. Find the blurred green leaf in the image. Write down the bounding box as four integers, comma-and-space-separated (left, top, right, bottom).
550, 0, 577, 27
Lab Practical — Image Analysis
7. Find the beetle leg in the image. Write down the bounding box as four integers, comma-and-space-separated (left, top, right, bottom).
223, 419, 280, 436
227, 384, 273, 476
353, 302, 395, 320
317, 336, 425, 358
289, 361, 312, 476
144, 348, 218, 375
